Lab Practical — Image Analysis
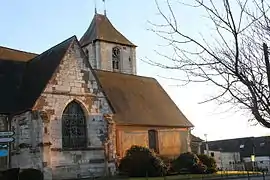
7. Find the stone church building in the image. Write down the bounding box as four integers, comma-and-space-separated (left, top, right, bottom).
0, 13, 193, 179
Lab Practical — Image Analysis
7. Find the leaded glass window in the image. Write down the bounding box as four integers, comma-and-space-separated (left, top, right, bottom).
62, 101, 87, 149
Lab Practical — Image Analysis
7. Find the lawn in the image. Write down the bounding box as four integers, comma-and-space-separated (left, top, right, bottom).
128, 171, 263, 180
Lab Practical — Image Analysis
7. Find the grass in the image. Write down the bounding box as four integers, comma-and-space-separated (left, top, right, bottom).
128, 171, 263, 180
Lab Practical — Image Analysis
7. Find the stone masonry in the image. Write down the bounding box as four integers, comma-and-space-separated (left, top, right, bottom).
83, 41, 136, 75
10, 39, 117, 180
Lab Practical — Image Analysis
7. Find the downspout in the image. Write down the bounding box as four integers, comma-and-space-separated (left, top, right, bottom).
6, 114, 13, 169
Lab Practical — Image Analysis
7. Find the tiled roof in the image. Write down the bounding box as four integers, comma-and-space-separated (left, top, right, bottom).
0, 46, 37, 62
80, 14, 136, 47
95, 70, 193, 127
0, 37, 193, 128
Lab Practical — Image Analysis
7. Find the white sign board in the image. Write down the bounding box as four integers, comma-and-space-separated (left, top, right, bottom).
0, 131, 14, 137
0, 137, 15, 143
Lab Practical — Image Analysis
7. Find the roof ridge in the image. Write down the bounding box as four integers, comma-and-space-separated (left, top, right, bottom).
0, 45, 38, 56
17, 35, 77, 112
27, 36, 76, 63
208, 136, 256, 142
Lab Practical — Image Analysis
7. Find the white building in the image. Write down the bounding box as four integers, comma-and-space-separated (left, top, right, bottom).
204, 150, 243, 170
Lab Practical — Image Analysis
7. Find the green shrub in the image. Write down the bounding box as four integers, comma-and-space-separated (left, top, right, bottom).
1, 168, 20, 180
192, 162, 207, 174
171, 152, 206, 174
197, 154, 217, 174
118, 145, 168, 177
19, 168, 43, 180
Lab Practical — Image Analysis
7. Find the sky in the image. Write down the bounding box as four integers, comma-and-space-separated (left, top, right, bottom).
0, 0, 269, 141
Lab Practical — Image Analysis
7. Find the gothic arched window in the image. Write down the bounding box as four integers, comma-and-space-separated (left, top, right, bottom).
112, 47, 120, 70
62, 101, 87, 149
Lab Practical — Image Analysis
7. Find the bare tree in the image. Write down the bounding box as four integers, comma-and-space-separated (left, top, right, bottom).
148, 0, 270, 127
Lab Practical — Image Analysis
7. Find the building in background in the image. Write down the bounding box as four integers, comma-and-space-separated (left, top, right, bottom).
201, 136, 270, 171
190, 134, 203, 154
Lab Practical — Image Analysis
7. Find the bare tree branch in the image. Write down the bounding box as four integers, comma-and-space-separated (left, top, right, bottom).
148, 0, 270, 128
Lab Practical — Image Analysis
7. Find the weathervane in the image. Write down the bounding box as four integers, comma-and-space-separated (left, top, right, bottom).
93, 0, 107, 16
94, 0, 97, 14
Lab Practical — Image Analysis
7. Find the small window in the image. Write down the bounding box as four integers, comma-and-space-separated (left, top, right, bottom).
85, 49, 89, 59
148, 130, 159, 153
240, 144, 244, 149
44, 127, 48, 134
112, 47, 120, 70
210, 152, 214, 157
260, 142, 265, 147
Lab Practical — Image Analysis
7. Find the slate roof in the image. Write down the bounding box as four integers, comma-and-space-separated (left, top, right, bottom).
95, 70, 193, 127
0, 60, 26, 113
80, 14, 136, 47
0, 46, 37, 62
201, 136, 270, 158
17, 36, 76, 111
0, 36, 76, 114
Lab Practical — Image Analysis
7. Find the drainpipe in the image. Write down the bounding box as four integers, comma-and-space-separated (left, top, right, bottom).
6, 114, 12, 169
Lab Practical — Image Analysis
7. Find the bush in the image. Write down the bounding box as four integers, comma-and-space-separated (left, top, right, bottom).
1, 168, 20, 180
19, 168, 43, 180
118, 145, 168, 177
197, 154, 217, 174
171, 152, 206, 174
192, 162, 207, 174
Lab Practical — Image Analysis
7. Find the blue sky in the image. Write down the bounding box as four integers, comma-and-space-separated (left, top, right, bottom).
1, 0, 269, 140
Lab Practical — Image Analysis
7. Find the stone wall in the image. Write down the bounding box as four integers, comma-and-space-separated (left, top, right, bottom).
83, 43, 97, 69
116, 126, 191, 159
84, 41, 136, 75
10, 111, 52, 180
13, 40, 116, 179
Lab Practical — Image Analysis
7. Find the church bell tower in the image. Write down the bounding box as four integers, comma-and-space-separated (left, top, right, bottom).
79, 4, 137, 75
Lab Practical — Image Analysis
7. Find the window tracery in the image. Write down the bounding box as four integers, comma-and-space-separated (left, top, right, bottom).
62, 101, 87, 149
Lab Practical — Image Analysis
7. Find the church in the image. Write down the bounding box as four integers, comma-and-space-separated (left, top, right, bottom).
0, 11, 193, 180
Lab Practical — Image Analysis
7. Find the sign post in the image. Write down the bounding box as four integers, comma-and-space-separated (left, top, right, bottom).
0, 132, 14, 137
0, 131, 15, 159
